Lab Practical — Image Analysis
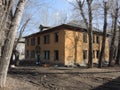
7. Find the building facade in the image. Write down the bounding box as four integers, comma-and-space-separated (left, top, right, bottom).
25, 24, 109, 65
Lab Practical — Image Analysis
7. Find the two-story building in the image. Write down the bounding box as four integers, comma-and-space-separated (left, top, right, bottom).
24, 24, 109, 66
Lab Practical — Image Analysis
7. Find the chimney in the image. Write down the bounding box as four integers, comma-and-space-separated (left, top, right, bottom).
39, 24, 50, 31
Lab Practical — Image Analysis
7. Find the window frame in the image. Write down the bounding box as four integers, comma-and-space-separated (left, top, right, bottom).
44, 50, 50, 60
44, 35, 50, 44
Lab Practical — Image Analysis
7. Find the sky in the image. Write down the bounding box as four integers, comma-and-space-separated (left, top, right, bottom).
22, 0, 74, 36
21, 0, 113, 36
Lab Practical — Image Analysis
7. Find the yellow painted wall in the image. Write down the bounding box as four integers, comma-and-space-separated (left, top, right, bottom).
25, 30, 65, 64
64, 30, 109, 65
25, 28, 109, 65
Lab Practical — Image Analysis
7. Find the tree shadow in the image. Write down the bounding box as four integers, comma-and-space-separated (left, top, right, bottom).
92, 76, 120, 90
9, 68, 120, 75
8, 68, 120, 90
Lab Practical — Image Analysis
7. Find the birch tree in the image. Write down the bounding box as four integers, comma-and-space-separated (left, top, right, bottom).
0, 0, 27, 87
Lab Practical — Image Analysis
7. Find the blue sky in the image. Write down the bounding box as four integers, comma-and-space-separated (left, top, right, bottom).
22, 0, 74, 36
22, 0, 109, 36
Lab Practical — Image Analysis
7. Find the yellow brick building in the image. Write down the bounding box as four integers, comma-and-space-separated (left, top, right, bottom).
24, 24, 109, 66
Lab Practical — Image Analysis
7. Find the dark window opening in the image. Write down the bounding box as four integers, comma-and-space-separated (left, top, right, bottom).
96, 36, 99, 44
54, 33, 59, 42
93, 35, 95, 43
96, 50, 99, 59
37, 37, 40, 45
54, 50, 59, 60
83, 50, 87, 59
44, 35, 50, 44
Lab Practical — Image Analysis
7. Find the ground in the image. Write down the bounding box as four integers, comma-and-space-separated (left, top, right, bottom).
1, 66, 120, 90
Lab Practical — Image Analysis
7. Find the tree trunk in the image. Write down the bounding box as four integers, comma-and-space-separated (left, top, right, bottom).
0, 0, 26, 88
0, 0, 14, 58
108, 5, 118, 66
115, 26, 120, 65
10, 18, 30, 66
87, 0, 93, 68
98, 2, 108, 68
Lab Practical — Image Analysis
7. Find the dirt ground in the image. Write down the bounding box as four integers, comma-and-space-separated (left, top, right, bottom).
1, 66, 120, 90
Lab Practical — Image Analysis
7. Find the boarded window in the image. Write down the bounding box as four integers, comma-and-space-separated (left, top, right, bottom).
44, 35, 50, 44
54, 50, 59, 60
83, 33, 87, 43
83, 50, 87, 59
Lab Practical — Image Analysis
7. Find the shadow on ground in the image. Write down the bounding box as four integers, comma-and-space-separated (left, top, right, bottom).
8, 67, 120, 90
92, 77, 120, 90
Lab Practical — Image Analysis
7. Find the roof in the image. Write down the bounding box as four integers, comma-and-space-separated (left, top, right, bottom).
24, 23, 108, 38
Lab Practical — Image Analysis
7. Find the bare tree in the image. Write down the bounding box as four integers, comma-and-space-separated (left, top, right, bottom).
10, 17, 30, 66
0, 0, 27, 87
115, 24, 120, 65
0, 0, 14, 58
76, 0, 93, 68
98, 1, 108, 68
108, 1, 119, 66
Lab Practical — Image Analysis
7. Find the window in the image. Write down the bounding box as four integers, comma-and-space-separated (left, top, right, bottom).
31, 50, 35, 58
44, 35, 50, 44
96, 50, 99, 59
93, 50, 95, 58
83, 50, 87, 59
96, 36, 99, 44
26, 50, 29, 58
93, 35, 95, 43
27, 39, 29, 46
54, 50, 59, 60
44, 50, 50, 60
31, 38, 35, 46
54, 32, 59, 42
37, 37, 40, 45
83, 33, 87, 43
